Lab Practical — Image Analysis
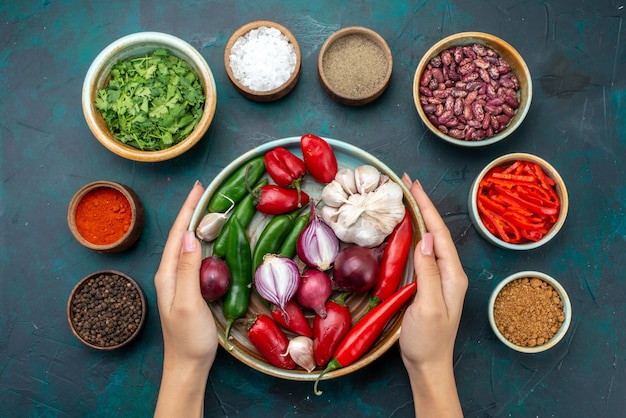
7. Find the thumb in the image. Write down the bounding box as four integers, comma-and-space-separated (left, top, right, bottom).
175, 230, 203, 302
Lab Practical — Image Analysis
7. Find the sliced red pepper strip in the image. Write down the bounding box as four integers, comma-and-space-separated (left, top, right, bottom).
491, 172, 535, 182
502, 160, 522, 174
494, 185, 559, 216
477, 200, 522, 243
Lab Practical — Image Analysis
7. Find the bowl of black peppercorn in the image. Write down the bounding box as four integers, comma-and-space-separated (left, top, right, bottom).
67, 270, 147, 350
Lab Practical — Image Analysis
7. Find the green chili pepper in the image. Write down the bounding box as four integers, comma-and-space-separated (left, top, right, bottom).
208, 155, 266, 213
278, 212, 311, 259
223, 216, 252, 343
252, 209, 301, 271
212, 179, 268, 258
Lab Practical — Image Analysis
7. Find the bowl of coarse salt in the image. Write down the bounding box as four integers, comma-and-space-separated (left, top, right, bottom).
225, 21, 301, 102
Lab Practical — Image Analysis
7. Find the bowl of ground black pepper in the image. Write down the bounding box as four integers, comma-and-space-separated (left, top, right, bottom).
67, 270, 147, 350
224, 21, 301, 102
318, 26, 393, 106
489, 271, 572, 353
67, 181, 144, 253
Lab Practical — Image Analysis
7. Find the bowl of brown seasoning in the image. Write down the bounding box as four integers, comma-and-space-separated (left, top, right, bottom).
67, 270, 147, 350
318, 26, 393, 105
67, 181, 144, 253
489, 271, 572, 353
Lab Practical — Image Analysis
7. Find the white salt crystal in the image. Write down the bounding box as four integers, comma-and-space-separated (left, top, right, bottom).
229, 26, 297, 92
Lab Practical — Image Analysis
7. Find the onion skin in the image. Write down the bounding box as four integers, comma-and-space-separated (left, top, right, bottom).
296, 201, 339, 271
254, 255, 300, 317
296, 268, 332, 318
199, 256, 231, 301
332, 245, 381, 293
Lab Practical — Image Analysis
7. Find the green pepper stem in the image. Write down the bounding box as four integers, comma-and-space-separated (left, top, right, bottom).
313, 358, 342, 396
223, 318, 236, 351
244, 163, 260, 199
350, 296, 382, 325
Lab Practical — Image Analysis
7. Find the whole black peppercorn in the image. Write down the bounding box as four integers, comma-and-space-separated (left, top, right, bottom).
68, 272, 145, 348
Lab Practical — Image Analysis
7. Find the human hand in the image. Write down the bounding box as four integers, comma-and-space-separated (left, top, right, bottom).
154, 181, 217, 418
399, 174, 467, 417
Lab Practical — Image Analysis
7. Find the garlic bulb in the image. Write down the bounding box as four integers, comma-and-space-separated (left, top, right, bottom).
320, 165, 405, 248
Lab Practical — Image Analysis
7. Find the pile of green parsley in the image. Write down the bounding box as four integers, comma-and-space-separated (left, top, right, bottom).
95, 48, 205, 151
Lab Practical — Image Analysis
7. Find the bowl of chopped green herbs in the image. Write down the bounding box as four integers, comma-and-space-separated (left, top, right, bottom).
82, 32, 217, 162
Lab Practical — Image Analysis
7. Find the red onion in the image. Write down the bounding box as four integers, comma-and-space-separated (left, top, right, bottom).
297, 201, 339, 271
296, 268, 332, 318
199, 256, 231, 301
254, 255, 300, 319
332, 245, 382, 293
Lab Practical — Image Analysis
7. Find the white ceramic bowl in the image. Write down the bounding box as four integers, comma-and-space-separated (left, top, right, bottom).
468, 153, 568, 250
189, 136, 425, 382
82, 32, 217, 162
413, 32, 532, 147
488, 271, 572, 353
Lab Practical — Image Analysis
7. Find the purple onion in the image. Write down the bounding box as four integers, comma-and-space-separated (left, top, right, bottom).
199, 255, 231, 301
254, 255, 300, 316
296, 268, 332, 318
297, 201, 339, 271
332, 245, 382, 293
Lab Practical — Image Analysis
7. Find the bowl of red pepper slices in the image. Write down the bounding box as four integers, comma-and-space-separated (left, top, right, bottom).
189, 136, 426, 381
468, 153, 569, 250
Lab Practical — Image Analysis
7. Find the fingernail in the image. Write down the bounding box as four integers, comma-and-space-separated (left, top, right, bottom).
194, 180, 202, 187
420, 232, 434, 256
183, 230, 197, 252
413, 179, 423, 190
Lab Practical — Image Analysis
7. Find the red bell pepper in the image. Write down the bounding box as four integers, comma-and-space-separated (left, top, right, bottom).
300, 134, 338, 184
371, 208, 413, 304
313, 299, 352, 367
247, 314, 296, 370
271, 300, 313, 338
265, 146, 306, 189
313, 282, 417, 395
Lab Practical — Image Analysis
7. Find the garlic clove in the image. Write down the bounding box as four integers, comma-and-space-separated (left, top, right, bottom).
196, 212, 228, 242
354, 165, 381, 194
334, 168, 357, 194
321, 180, 348, 208
282, 336, 316, 373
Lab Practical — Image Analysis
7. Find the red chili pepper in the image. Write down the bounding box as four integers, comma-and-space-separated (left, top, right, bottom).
476, 160, 561, 244
247, 314, 296, 370
371, 208, 413, 304
313, 282, 417, 395
271, 300, 313, 338
313, 299, 352, 367
300, 134, 338, 184
265, 147, 306, 189
254, 184, 310, 215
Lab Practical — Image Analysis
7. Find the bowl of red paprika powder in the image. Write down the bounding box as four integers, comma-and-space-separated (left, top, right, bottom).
468, 153, 568, 250
67, 181, 145, 253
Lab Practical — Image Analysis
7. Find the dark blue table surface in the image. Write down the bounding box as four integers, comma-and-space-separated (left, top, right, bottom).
2, 1, 625, 417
